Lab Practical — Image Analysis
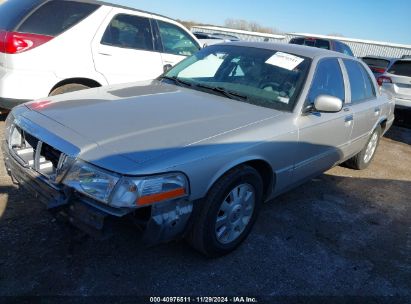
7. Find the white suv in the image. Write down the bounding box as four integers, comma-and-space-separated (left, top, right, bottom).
378, 59, 411, 110
0, 0, 201, 109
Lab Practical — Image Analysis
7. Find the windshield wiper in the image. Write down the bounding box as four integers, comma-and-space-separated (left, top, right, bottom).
196, 84, 248, 101
160, 75, 192, 87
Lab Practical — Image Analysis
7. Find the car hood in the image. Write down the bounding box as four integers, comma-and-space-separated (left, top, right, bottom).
23, 80, 282, 173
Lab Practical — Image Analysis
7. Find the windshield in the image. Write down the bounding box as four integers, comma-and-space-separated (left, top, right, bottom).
362, 57, 391, 69
163, 45, 311, 111
388, 60, 411, 77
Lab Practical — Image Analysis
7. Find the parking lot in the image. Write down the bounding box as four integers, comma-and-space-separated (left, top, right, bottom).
0, 112, 410, 297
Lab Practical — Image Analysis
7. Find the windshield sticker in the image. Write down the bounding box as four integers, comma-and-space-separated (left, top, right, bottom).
265, 52, 304, 70
277, 96, 290, 104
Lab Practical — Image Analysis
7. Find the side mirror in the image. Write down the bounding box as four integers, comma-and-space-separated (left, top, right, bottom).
314, 95, 343, 113
163, 64, 173, 73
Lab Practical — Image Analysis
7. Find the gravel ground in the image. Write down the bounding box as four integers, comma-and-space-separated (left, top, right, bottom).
0, 112, 410, 297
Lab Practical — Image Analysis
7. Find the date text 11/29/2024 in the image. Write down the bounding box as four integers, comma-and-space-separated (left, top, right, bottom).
149, 297, 258, 303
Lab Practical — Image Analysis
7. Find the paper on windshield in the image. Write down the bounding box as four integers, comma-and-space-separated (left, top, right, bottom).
265, 52, 304, 70
277, 96, 290, 104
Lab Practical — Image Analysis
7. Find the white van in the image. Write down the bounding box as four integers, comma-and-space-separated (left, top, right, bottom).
0, 0, 201, 109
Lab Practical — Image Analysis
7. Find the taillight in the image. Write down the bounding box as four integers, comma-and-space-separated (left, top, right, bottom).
0, 32, 53, 54
371, 67, 386, 74
377, 76, 392, 86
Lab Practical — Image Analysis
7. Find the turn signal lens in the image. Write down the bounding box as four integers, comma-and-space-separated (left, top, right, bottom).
110, 173, 189, 208
137, 187, 186, 206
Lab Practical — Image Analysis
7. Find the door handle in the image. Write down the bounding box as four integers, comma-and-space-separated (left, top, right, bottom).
98, 52, 112, 56
343, 107, 350, 112
374, 107, 381, 116
345, 114, 353, 126
345, 115, 353, 122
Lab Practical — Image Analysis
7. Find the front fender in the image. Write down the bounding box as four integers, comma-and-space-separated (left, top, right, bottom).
205, 154, 273, 196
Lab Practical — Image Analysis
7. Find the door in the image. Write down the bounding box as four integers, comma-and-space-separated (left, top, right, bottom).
295, 58, 353, 181
154, 19, 201, 71
342, 59, 381, 154
91, 10, 163, 84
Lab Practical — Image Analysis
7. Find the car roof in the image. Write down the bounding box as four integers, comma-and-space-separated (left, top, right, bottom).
222, 41, 352, 59
60, 0, 177, 22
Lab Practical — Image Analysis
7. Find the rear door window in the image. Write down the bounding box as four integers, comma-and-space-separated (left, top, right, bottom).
289, 38, 304, 45
101, 14, 154, 51
17, 0, 99, 36
304, 40, 315, 47
343, 59, 376, 102
307, 58, 345, 104
157, 20, 200, 56
314, 39, 330, 50
388, 60, 411, 77
340, 43, 354, 56
194, 33, 209, 39
0, 0, 43, 30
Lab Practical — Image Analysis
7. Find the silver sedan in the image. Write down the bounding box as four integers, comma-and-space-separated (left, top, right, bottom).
2, 42, 395, 256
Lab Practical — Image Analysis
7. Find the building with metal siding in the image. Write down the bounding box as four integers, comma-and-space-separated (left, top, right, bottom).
286, 33, 411, 58
192, 26, 411, 58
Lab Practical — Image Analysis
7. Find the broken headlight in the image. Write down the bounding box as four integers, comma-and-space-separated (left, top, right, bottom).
63, 160, 120, 204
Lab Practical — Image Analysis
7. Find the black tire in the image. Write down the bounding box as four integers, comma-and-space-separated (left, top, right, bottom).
345, 126, 382, 170
49, 83, 90, 96
187, 165, 263, 257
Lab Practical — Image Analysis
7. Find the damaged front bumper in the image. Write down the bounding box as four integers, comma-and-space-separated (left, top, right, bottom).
1, 139, 194, 244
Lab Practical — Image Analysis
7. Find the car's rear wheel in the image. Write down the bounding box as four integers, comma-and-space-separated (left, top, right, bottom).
187, 165, 263, 257
49, 83, 90, 96
345, 126, 381, 170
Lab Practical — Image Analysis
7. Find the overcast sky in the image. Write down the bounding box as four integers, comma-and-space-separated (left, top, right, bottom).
110, 0, 411, 45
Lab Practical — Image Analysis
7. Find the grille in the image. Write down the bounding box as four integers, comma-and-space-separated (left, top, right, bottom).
9, 126, 67, 182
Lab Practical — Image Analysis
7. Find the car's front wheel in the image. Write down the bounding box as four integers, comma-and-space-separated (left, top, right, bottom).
187, 165, 263, 257
346, 126, 382, 170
